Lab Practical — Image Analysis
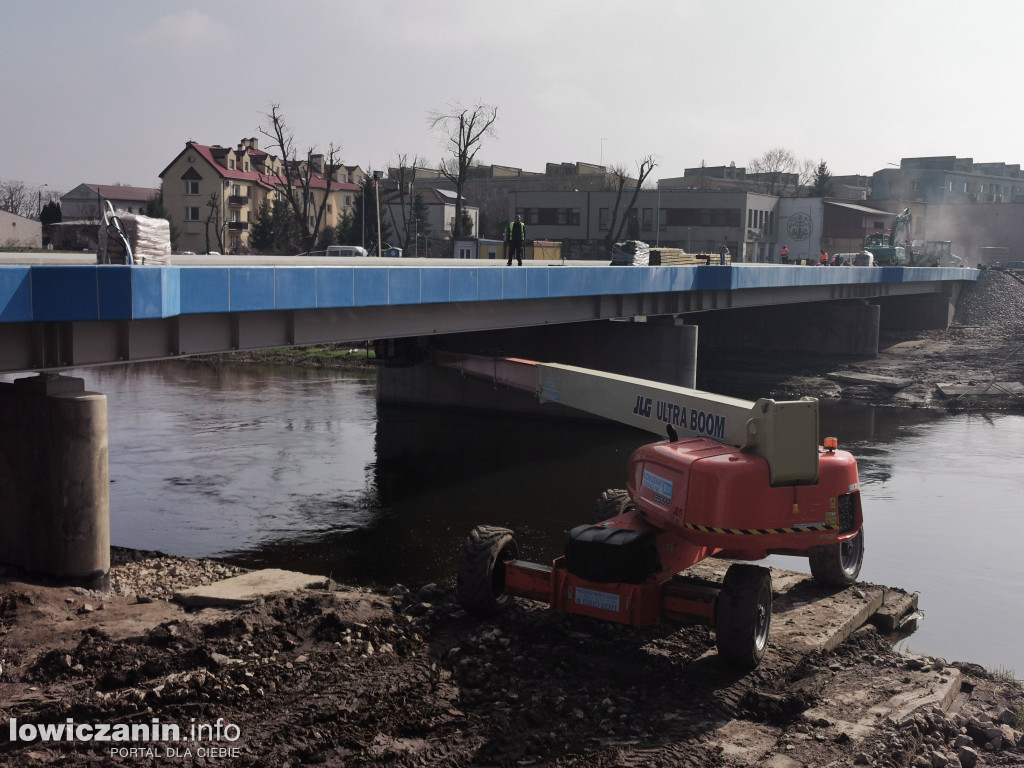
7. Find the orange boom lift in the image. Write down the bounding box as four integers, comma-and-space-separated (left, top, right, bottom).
438, 353, 864, 668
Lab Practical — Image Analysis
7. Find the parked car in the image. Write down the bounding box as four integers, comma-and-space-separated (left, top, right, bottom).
326, 245, 368, 257
853, 252, 876, 267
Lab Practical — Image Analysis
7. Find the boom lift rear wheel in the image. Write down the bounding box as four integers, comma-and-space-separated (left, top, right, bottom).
715, 564, 772, 668
808, 528, 865, 587
456, 525, 520, 617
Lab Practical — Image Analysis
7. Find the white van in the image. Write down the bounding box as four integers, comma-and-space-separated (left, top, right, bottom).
853, 251, 876, 267
326, 245, 368, 258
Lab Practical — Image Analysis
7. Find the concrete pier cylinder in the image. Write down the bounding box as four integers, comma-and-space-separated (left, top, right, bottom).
0, 375, 110, 589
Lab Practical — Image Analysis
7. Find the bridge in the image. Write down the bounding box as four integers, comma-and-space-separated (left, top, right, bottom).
0, 257, 977, 589
0, 257, 976, 374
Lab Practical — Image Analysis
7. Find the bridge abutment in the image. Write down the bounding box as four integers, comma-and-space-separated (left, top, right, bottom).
0, 375, 110, 589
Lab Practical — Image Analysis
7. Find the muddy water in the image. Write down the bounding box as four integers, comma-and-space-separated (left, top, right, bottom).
7, 362, 1023, 674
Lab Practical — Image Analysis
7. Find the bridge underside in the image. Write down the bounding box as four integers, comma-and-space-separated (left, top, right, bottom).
0, 279, 959, 375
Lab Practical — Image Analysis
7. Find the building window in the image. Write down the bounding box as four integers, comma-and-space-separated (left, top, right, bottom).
185, 207, 200, 222
186, 181, 200, 196
528, 208, 539, 225
230, 210, 239, 223
229, 159, 235, 170
557, 209, 567, 225
642, 208, 653, 232
344, 195, 351, 206
599, 208, 610, 230
327, 204, 332, 214
659, 209, 667, 231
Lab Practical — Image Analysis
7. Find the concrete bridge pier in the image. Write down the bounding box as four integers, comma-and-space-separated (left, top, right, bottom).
376, 319, 698, 417
0, 374, 110, 589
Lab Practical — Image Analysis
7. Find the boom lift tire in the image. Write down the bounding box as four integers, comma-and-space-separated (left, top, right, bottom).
593, 488, 634, 523
456, 526, 520, 617
808, 528, 865, 587
715, 564, 773, 668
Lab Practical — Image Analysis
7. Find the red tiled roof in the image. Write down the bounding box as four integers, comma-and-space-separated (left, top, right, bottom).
160, 142, 359, 193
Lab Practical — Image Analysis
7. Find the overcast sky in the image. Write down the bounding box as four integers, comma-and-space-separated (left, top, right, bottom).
4, 0, 1023, 195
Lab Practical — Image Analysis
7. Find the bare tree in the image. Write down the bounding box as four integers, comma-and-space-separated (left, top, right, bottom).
204, 192, 225, 254
603, 156, 658, 254
260, 104, 343, 253
427, 101, 498, 241
387, 153, 423, 249
0, 179, 32, 218
748, 147, 801, 196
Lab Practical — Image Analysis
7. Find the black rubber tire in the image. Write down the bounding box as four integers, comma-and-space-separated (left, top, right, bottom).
455, 525, 520, 617
715, 564, 772, 668
593, 488, 633, 523
808, 528, 865, 587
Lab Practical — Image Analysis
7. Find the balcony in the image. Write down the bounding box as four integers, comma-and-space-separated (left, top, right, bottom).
228, 221, 249, 231
228, 195, 249, 206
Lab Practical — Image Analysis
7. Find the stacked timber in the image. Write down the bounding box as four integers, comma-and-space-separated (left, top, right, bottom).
649, 248, 732, 266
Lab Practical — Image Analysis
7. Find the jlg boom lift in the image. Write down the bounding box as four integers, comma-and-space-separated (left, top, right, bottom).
439, 353, 865, 668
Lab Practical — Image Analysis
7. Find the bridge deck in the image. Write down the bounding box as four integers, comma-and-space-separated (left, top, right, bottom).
0, 261, 976, 325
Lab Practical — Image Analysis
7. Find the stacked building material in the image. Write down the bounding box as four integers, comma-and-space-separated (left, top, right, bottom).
610, 240, 650, 266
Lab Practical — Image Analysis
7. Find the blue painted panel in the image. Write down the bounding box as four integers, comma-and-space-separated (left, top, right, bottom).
122, 267, 157, 319
354, 268, 389, 306
547, 268, 573, 297
477, 269, 503, 301
451, 269, 479, 302
230, 268, 276, 311
181, 268, 230, 314
389, 269, 422, 304
0, 267, 32, 322
316, 268, 355, 308
32, 266, 98, 321
525, 268, 550, 299
693, 265, 733, 291
421, 268, 451, 303
502, 268, 528, 299
275, 268, 317, 310
160, 267, 181, 317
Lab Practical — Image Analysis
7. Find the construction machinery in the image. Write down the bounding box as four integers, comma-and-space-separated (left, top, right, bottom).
863, 207, 911, 266
912, 240, 964, 268
443, 353, 864, 668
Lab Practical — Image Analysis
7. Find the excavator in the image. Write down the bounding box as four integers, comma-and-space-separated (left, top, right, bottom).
441, 353, 864, 668
863, 207, 911, 266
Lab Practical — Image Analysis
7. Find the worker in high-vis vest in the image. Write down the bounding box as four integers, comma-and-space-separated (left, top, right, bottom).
507, 214, 526, 266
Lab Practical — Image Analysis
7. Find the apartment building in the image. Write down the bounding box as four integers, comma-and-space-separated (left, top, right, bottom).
159, 138, 363, 254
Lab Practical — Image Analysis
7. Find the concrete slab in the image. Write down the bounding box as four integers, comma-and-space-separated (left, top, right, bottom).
937, 381, 1024, 397
827, 370, 915, 390
173, 569, 332, 607
801, 658, 963, 742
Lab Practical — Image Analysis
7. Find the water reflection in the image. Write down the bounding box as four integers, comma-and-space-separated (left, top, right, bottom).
6, 362, 1023, 674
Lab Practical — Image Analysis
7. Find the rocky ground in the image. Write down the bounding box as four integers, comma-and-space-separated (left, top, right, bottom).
2, 269, 1023, 767
1, 551, 1023, 768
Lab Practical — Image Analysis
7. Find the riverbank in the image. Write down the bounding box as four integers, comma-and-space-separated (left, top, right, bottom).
1, 548, 1022, 767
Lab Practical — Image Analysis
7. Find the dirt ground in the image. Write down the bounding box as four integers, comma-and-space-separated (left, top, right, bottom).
2, 270, 1023, 767
1, 551, 1023, 768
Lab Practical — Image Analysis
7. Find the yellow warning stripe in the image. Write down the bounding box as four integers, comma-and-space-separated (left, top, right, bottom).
684, 523, 839, 535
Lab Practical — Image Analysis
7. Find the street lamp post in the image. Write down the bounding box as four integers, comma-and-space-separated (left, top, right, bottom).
372, 170, 384, 257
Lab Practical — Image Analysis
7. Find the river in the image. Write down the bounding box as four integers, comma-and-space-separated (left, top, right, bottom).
6, 361, 1023, 675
